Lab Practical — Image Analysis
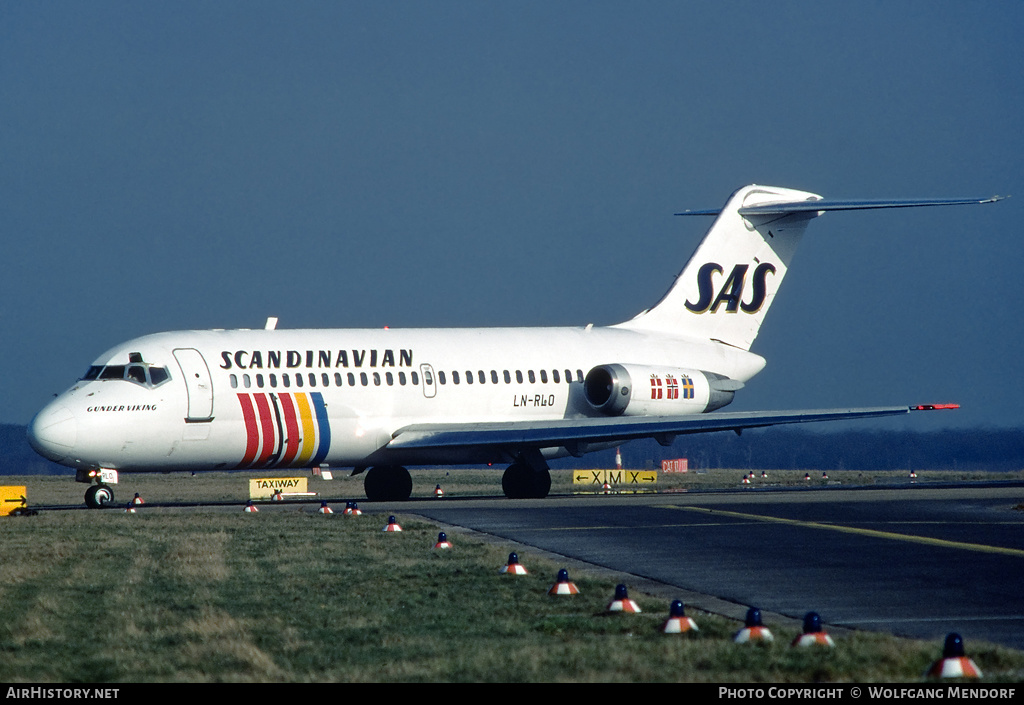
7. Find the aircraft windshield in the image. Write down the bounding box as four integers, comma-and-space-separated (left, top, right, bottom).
80, 357, 171, 389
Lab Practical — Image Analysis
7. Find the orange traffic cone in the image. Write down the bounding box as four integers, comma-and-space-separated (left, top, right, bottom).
791, 612, 835, 647
734, 607, 773, 643
500, 552, 529, 575
548, 568, 579, 595
662, 600, 698, 633
925, 633, 982, 679
607, 584, 641, 613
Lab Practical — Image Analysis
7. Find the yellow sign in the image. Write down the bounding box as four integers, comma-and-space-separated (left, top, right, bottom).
572, 470, 657, 486
249, 477, 308, 499
624, 471, 658, 486
0, 486, 27, 517
573, 469, 608, 485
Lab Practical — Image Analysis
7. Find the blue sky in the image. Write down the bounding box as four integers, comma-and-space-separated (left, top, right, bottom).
2, 2, 1021, 430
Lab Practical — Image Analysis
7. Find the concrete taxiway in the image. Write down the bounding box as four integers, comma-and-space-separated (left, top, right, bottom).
404, 483, 1024, 650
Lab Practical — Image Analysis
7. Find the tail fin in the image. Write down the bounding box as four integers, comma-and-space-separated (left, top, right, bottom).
616, 185, 1004, 351
617, 184, 821, 350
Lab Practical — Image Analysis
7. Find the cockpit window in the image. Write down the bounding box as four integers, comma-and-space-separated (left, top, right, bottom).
126, 366, 147, 384
99, 365, 126, 380
81, 359, 172, 389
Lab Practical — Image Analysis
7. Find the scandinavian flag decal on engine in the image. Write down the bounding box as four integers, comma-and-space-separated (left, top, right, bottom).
650, 374, 695, 400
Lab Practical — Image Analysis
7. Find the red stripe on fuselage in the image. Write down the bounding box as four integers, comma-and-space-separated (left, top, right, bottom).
237, 394, 260, 467
253, 393, 276, 466
277, 393, 301, 467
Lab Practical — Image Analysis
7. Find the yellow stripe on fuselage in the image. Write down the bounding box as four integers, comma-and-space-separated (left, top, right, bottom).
295, 393, 317, 465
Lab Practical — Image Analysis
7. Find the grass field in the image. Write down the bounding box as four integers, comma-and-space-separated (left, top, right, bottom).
2, 469, 1023, 682
12, 466, 1024, 507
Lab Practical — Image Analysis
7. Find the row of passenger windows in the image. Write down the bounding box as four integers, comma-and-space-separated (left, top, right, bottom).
230, 371, 421, 390
441, 368, 584, 385
228, 368, 586, 391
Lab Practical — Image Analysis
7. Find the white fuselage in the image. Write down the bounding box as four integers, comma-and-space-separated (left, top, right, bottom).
29, 325, 765, 474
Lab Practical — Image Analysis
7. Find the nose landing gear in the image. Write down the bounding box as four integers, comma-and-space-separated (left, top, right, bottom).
77, 469, 117, 509
84, 483, 115, 509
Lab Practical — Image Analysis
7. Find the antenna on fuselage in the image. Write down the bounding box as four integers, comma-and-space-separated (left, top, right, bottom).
265, 317, 278, 330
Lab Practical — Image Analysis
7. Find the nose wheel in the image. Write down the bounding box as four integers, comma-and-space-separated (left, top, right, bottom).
84, 484, 115, 509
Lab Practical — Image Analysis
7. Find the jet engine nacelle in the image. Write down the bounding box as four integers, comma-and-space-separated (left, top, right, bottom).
583, 363, 740, 416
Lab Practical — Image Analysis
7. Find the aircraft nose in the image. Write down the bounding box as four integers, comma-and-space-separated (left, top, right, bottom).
27, 403, 77, 462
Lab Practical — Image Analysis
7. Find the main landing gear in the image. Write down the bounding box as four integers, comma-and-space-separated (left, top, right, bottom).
363, 465, 413, 502
501, 457, 552, 499
361, 453, 552, 501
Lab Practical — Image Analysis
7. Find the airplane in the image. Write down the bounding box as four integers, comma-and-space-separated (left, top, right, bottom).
27, 184, 1003, 507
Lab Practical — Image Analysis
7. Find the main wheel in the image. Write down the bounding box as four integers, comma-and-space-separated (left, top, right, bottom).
502, 463, 551, 499
501, 463, 528, 498
363, 466, 413, 502
85, 484, 115, 509
530, 467, 552, 498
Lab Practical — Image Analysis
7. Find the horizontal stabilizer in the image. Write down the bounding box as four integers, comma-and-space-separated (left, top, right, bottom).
677, 195, 1006, 217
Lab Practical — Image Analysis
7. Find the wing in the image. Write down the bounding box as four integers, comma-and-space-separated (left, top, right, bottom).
387, 404, 956, 457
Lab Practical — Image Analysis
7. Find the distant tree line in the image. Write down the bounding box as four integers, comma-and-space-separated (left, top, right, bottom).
565, 427, 1024, 473
1, 425, 67, 475
2, 423, 1022, 476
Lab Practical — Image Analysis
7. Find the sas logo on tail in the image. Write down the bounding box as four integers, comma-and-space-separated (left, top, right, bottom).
236, 392, 331, 470
685, 262, 776, 314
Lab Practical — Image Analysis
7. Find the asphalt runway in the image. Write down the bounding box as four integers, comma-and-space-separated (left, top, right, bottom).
405, 483, 1024, 650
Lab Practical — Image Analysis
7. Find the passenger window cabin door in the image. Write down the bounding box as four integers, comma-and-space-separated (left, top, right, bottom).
173, 348, 214, 422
